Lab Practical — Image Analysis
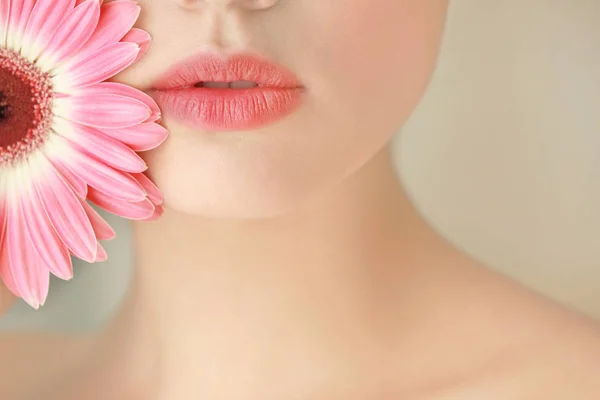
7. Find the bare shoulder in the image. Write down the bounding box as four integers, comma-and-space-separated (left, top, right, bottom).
410, 252, 600, 399
478, 276, 600, 399
446, 316, 600, 400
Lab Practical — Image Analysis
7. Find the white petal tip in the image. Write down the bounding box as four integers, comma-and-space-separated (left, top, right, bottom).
25, 297, 41, 309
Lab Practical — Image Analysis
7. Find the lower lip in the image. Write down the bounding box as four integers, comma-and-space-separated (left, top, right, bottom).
150, 87, 303, 131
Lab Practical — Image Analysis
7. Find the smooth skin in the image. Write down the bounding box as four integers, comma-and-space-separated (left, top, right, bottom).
2, 0, 600, 399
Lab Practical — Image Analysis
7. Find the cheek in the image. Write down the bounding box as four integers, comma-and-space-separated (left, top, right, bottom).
271, 0, 448, 189
304, 1, 447, 130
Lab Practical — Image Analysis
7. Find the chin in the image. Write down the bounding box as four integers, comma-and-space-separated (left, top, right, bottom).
146, 161, 333, 220
141, 118, 392, 220
140, 137, 322, 220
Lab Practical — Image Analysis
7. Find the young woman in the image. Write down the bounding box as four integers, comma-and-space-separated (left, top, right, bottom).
2, 0, 600, 398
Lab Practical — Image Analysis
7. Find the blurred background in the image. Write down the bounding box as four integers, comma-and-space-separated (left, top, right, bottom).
2, 0, 599, 331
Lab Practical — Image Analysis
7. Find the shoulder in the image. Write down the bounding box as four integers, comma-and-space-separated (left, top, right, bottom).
390, 248, 600, 399
432, 256, 600, 399
454, 324, 600, 400
491, 292, 600, 399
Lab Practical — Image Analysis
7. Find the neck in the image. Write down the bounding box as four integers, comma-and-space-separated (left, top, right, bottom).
101, 147, 439, 395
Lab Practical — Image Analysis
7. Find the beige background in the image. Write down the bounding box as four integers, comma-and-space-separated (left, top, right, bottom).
1, 0, 599, 331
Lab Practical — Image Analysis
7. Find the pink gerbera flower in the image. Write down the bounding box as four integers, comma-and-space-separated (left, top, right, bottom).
0, 0, 168, 308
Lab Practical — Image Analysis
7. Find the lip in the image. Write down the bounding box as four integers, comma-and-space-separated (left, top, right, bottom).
149, 52, 303, 131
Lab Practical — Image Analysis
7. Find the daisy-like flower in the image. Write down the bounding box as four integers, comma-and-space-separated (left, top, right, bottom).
0, 0, 168, 308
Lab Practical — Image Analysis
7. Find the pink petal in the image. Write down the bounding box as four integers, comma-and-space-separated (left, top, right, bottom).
5, 175, 50, 309
75, 0, 140, 62
0, 1, 9, 45
58, 122, 147, 173
34, 155, 97, 263
146, 204, 165, 221
121, 28, 151, 62
56, 92, 151, 129
76, 0, 104, 5
80, 199, 116, 241
41, 0, 101, 67
100, 122, 169, 152
67, 152, 147, 202
0, 177, 6, 250
132, 173, 163, 206
48, 156, 88, 198
0, 242, 21, 299
94, 242, 108, 263
81, 82, 161, 123
0, 187, 20, 298
45, 135, 147, 202
6, 0, 35, 50
88, 187, 156, 220
58, 42, 139, 89
23, 0, 76, 61
21, 179, 73, 281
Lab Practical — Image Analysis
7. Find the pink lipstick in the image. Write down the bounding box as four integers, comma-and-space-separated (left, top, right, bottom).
149, 52, 303, 131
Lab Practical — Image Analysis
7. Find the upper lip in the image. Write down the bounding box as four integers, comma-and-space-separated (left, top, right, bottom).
150, 52, 302, 91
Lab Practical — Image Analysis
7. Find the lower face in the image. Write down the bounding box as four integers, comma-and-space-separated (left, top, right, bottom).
114, 0, 449, 218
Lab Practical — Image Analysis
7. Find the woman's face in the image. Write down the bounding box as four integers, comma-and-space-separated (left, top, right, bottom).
114, 0, 449, 218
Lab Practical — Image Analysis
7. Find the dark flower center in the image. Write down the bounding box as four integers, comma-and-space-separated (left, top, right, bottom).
0, 92, 10, 120
0, 48, 54, 166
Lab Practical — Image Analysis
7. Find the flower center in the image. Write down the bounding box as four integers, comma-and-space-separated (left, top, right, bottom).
0, 48, 54, 166
0, 92, 10, 119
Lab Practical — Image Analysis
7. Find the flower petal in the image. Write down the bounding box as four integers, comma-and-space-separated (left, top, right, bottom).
48, 155, 88, 198
75, 0, 140, 63
5, 171, 50, 309
22, 0, 76, 62
132, 173, 163, 206
20, 168, 73, 281
56, 120, 147, 173
94, 242, 107, 263
0, 173, 20, 298
0, 240, 21, 299
53, 42, 139, 91
80, 82, 161, 123
0, 173, 6, 251
81, 200, 116, 241
54, 93, 151, 129
6, 0, 35, 51
70, 154, 146, 201
37, 0, 101, 71
121, 28, 151, 62
146, 204, 164, 221
0, 0, 11, 46
32, 154, 97, 263
44, 134, 147, 202
100, 122, 169, 152
88, 187, 155, 220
